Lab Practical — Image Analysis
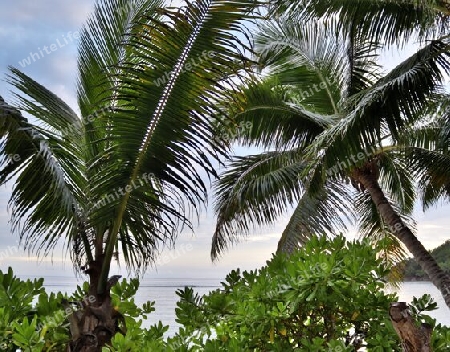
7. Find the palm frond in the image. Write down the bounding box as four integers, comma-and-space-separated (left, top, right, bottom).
254, 19, 346, 115
421, 94, 450, 154
88, 0, 259, 290
271, 0, 450, 46
0, 78, 91, 264
307, 38, 450, 186
355, 184, 416, 241
377, 150, 416, 214
1, 0, 260, 291
344, 31, 382, 97
392, 113, 450, 208
211, 149, 306, 259
217, 76, 332, 149
77, 0, 164, 116
406, 147, 450, 208
77, 0, 165, 194
277, 181, 353, 253
354, 190, 411, 284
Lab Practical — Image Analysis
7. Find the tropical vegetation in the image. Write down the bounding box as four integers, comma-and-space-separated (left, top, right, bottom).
210, 1, 450, 309
0, 0, 258, 350
402, 240, 450, 280
2, 237, 450, 351
1, 0, 450, 350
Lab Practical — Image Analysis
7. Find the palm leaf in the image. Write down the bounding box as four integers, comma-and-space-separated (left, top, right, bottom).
1, 0, 260, 293
271, 0, 450, 46
211, 149, 306, 259
254, 19, 346, 115
217, 76, 332, 149
377, 149, 416, 214
307, 38, 450, 188
406, 147, 450, 208
0, 73, 91, 264
277, 181, 353, 253
88, 0, 259, 290
354, 190, 410, 284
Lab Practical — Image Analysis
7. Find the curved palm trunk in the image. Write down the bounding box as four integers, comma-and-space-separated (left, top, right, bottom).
354, 166, 450, 309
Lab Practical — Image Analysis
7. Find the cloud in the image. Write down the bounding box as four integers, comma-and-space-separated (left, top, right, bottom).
1, 0, 450, 285
0, 1, 93, 104
420, 224, 445, 230
0, 1, 93, 29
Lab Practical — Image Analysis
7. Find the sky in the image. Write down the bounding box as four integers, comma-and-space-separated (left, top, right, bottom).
0, 0, 449, 285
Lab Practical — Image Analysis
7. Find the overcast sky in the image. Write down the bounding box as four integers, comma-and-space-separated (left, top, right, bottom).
0, 0, 449, 285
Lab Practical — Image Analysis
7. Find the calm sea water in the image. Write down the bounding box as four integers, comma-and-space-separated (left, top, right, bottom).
29, 277, 450, 337
391, 282, 450, 326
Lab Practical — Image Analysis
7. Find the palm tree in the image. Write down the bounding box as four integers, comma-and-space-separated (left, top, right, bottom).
210, 17, 450, 309
280, 0, 450, 305
271, 0, 450, 46
0, 0, 257, 350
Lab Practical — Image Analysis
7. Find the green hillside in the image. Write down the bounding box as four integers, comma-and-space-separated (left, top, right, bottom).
401, 240, 450, 281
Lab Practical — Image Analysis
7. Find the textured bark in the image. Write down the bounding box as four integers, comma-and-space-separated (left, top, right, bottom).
353, 165, 450, 309
389, 302, 433, 352
66, 298, 117, 352
65, 259, 123, 352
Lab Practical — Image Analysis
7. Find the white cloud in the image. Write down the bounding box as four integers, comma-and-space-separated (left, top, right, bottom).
420, 224, 445, 230
1, 0, 450, 286
0, 1, 94, 28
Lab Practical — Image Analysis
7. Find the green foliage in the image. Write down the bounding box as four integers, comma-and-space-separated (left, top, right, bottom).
0, 268, 164, 352
106, 236, 408, 351
400, 240, 450, 280
409, 294, 450, 350
0, 267, 69, 351
274, 0, 450, 47
210, 12, 450, 261
2, 237, 450, 351
0, 267, 44, 320
11, 316, 45, 352
0, 0, 259, 296
173, 235, 450, 351
172, 235, 404, 351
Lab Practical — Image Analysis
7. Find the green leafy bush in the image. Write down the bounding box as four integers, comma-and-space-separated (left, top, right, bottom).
1, 236, 450, 351
0, 269, 164, 352
408, 294, 450, 350
171, 235, 401, 351
165, 236, 450, 351
0, 267, 69, 351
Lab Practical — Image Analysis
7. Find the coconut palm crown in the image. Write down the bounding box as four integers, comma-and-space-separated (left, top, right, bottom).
0, 0, 258, 349
210, 16, 450, 308
272, 0, 450, 46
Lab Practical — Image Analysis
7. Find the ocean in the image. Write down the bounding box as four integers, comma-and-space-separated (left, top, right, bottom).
27, 276, 450, 337
390, 281, 450, 326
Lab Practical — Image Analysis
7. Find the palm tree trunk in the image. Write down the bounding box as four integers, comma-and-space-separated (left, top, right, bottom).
354, 167, 450, 309
66, 257, 121, 352
390, 302, 433, 352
